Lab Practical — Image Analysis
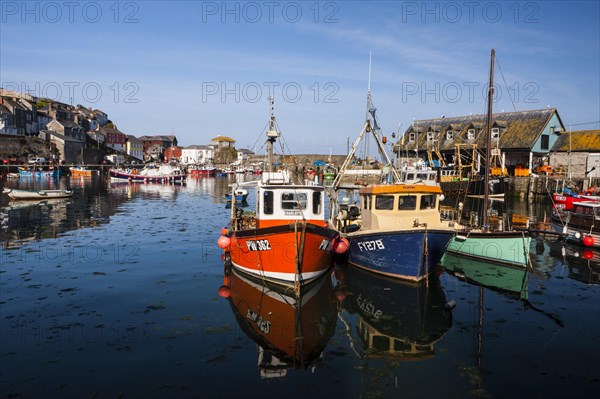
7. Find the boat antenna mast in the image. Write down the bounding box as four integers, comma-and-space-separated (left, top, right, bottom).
483, 48, 495, 230
265, 96, 280, 174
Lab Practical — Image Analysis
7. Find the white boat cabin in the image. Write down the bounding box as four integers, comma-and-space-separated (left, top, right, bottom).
255, 180, 327, 228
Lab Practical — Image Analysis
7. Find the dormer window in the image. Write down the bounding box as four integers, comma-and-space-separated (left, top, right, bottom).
467, 129, 475, 140
491, 128, 500, 139
427, 131, 435, 141
409, 132, 415, 142
446, 130, 454, 140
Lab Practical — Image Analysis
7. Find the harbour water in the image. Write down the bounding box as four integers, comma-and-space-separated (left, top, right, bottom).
1, 176, 598, 398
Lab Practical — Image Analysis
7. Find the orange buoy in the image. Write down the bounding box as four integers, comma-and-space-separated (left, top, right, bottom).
221, 227, 228, 236
333, 237, 350, 254
217, 285, 231, 298
217, 235, 231, 249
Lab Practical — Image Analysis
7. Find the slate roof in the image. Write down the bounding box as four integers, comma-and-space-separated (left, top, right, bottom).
396, 108, 561, 153
551, 130, 600, 152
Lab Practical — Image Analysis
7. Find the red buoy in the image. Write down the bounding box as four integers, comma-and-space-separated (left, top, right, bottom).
582, 250, 594, 260
217, 285, 231, 298
217, 235, 231, 249
333, 238, 350, 254
221, 227, 228, 236
582, 235, 595, 247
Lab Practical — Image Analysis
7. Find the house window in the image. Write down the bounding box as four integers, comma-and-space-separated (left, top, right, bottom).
427, 131, 435, 141
491, 128, 500, 139
446, 130, 454, 140
409, 133, 415, 142
541, 134, 549, 150
467, 129, 475, 140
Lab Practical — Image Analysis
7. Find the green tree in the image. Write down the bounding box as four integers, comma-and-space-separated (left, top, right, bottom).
214, 146, 237, 165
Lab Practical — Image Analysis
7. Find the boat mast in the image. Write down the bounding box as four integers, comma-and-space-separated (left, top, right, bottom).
265, 96, 279, 174
483, 49, 495, 230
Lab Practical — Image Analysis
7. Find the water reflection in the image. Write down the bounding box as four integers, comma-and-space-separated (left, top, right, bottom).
337, 264, 452, 360
440, 252, 529, 299
222, 267, 337, 378
0, 176, 186, 248
548, 239, 600, 285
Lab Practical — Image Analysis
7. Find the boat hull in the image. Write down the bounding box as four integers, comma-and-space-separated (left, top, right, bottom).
3, 188, 73, 200
226, 223, 338, 287
345, 229, 453, 282
551, 214, 600, 249
445, 230, 531, 266
109, 170, 187, 184
18, 169, 60, 178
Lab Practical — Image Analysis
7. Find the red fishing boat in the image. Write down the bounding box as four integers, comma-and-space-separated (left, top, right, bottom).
218, 97, 339, 289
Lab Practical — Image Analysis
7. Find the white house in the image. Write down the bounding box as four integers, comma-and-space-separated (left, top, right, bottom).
182, 145, 213, 164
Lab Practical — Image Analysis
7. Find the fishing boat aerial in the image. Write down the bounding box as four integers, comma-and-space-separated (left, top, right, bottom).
109, 163, 187, 184
444, 49, 531, 267
328, 71, 456, 282
3, 187, 73, 200
217, 97, 339, 290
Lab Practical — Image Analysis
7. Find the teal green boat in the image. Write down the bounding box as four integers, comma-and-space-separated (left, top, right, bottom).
445, 230, 531, 267
446, 49, 531, 268
440, 252, 529, 299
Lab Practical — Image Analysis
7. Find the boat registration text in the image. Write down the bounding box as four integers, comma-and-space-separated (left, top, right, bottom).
357, 239, 385, 251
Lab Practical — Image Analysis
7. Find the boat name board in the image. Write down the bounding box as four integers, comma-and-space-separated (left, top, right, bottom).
246, 308, 271, 334
246, 239, 272, 251
357, 239, 385, 251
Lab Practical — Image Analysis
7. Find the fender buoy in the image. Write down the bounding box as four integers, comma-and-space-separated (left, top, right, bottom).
582, 235, 595, 247
333, 238, 350, 254
217, 235, 231, 249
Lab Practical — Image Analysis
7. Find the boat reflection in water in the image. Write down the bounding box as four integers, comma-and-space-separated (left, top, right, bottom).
220, 267, 337, 378
548, 240, 600, 286
338, 264, 453, 360
440, 252, 530, 299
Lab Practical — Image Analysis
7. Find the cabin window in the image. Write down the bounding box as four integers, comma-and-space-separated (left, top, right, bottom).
398, 195, 416, 210
263, 191, 273, 214
491, 128, 500, 139
312, 192, 321, 214
420, 194, 436, 210
467, 129, 475, 140
375, 195, 394, 210
281, 192, 307, 210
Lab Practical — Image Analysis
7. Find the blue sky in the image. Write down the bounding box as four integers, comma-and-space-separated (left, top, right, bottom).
2, 1, 599, 154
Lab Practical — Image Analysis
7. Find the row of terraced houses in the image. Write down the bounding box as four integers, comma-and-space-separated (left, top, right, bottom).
0, 89, 254, 165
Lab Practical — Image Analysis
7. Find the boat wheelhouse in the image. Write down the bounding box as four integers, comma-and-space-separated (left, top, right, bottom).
552, 201, 600, 249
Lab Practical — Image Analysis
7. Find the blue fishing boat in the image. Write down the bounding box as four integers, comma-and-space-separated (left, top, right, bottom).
225, 188, 249, 202
328, 61, 456, 282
